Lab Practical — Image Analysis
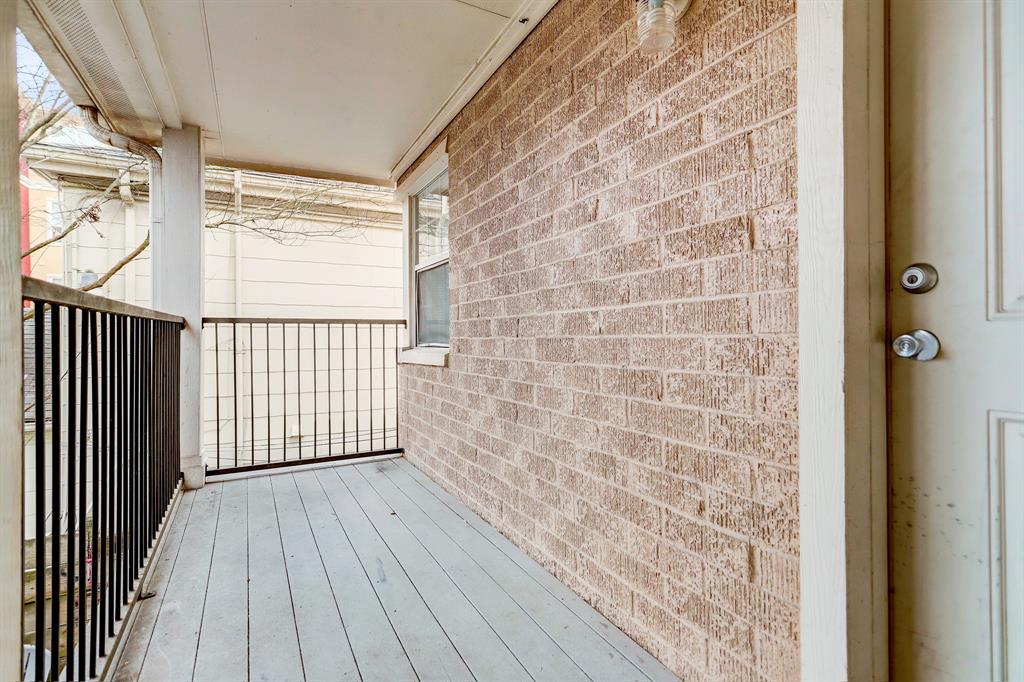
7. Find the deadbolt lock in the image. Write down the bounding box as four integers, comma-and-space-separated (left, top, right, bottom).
892, 329, 940, 361
900, 263, 938, 293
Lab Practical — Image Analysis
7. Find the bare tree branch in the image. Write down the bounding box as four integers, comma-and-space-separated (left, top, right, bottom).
22, 232, 151, 322
19, 166, 138, 259
80, 232, 149, 293
19, 100, 73, 153
19, 99, 73, 152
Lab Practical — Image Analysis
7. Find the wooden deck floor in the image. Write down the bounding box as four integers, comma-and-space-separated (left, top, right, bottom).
111, 457, 678, 682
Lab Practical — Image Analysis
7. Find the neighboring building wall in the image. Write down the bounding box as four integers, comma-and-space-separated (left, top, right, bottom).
57, 189, 403, 317
22, 170, 63, 282
399, 0, 798, 678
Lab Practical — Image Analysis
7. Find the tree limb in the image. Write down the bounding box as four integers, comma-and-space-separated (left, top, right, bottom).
23, 232, 150, 321
19, 100, 73, 153
20, 167, 136, 259
81, 231, 149, 293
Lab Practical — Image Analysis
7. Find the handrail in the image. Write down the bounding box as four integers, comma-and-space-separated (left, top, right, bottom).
22, 294, 182, 681
201, 317, 404, 475
203, 316, 407, 326
22, 276, 186, 326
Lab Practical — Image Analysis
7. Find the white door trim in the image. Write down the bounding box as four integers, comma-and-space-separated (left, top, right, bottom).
796, 0, 888, 679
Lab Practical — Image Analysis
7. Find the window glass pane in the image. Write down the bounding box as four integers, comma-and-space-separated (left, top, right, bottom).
415, 170, 449, 264
416, 261, 449, 346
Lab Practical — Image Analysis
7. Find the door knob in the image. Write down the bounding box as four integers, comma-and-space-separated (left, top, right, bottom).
892, 329, 940, 361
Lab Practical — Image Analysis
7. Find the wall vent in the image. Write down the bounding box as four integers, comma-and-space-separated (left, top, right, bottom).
41, 0, 139, 123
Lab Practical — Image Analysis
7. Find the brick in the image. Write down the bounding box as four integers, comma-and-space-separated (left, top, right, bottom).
664, 372, 754, 414
754, 290, 797, 334
665, 442, 753, 498
663, 216, 751, 265
398, 0, 799, 676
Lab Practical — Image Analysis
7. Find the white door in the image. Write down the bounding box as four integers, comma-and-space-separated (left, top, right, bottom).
889, 1, 1024, 679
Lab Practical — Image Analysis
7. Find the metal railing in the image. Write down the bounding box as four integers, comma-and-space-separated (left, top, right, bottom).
202, 317, 405, 475
21, 277, 184, 681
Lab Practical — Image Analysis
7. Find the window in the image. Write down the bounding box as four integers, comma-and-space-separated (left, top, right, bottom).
46, 199, 62, 237
412, 170, 449, 347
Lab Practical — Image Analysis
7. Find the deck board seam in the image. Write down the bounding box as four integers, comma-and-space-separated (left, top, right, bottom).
326, 466, 477, 681
307, 469, 421, 681
126, 490, 199, 679
393, 459, 665, 682
347, 465, 535, 682
292, 472, 363, 680
268, 475, 308, 680
245, 479, 251, 682
190, 483, 225, 681
356, 462, 569, 679
371, 462, 596, 682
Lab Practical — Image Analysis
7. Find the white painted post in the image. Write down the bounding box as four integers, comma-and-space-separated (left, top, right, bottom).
797, 0, 887, 680
0, 4, 22, 679
157, 125, 205, 489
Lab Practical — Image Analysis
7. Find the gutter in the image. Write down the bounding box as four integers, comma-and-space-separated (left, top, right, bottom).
80, 106, 162, 256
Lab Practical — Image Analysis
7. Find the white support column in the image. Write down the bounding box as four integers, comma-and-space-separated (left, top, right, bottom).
157, 125, 205, 489
0, 5, 22, 679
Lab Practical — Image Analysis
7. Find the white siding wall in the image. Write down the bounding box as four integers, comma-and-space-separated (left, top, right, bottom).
24, 187, 403, 533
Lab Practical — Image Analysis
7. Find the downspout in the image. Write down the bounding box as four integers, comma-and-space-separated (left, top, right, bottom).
80, 107, 162, 275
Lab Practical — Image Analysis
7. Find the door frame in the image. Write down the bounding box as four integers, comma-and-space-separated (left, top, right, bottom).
796, 0, 888, 679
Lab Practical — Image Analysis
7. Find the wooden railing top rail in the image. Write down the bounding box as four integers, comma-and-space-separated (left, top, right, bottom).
22, 276, 186, 326
203, 317, 407, 326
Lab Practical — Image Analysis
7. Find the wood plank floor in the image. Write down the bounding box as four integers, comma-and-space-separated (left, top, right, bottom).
112, 457, 679, 682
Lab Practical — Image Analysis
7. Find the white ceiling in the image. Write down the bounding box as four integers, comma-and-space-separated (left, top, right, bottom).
20, 0, 554, 184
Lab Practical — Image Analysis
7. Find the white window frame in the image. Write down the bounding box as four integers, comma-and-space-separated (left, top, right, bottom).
46, 198, 62, 237
398, 143, 450, 366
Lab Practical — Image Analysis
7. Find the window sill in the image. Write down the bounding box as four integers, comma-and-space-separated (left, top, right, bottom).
399, 346, 449, 367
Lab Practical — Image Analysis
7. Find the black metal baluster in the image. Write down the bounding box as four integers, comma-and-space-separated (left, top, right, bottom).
382, 324, 386, 451
174, 325, 181, 482
161, 322, 168, 511
127, 314, 132, 588
99, 313, 109, 648
154, 322, 162, 518
50, 304, 62, 665
297, 324, 302, 460
232, 322, 238, 468
132, 317, 140, 580
148, 320, 154, 545
112, 315, 121, 623
342, 324, 347, 454
266, 323, 271, 464
282, 323, 287, 461
313, 324, 318, 457
32, 302, 44, 682
78, 310, 89, 682
214, 323, 220, 470
120, 315, 128, 606
89, 310, 100, 676
129, 315, 137, 581
159, 322, 166, 513
144, 319, 151, 548
327, 324, 332, 455
66, 306, 77, 676
355, 324, 359, 453
393, 323, 397, 446
250, 323, 255, 465
369, 324, 374, 452
143, 319, 151, 548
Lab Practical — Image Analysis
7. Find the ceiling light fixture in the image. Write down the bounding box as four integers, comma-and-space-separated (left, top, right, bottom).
636, 0, 691, 55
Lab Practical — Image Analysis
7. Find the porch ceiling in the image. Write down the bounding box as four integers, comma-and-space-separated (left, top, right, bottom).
18, 0, 556, 185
